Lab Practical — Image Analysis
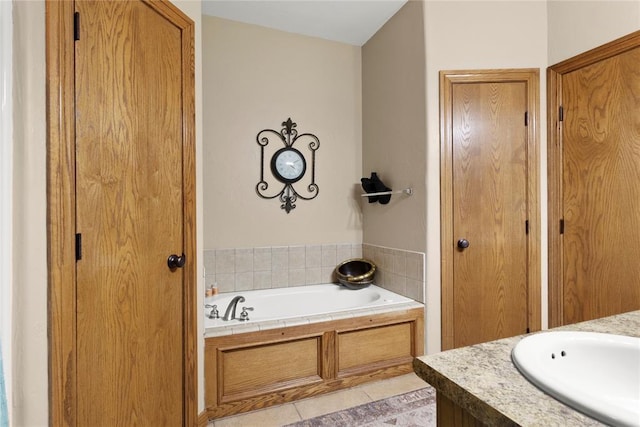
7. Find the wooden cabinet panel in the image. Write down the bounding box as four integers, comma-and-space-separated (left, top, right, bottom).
204, 308, 424, 420
338, 323, 413, 372
220, 337, 321, 398
437, 393, 485, 427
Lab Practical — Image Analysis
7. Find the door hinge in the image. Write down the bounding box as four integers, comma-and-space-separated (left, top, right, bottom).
560, 219, 565, 234
525, 220, 529, 234
559, 105, 564, 122
524, 111, 528, 126
74, 12, 80, 41
76, 233, 82, 261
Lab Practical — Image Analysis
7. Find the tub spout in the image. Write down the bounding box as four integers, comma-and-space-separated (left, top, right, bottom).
222, 296, 245, 321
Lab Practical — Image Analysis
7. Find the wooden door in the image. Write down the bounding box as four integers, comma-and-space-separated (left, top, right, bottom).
441, 70, 540, 350
46, 0, 196, 425
549, 32, 640, 326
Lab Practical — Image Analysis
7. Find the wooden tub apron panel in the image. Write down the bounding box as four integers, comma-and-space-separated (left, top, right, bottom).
204, 307, 424, 421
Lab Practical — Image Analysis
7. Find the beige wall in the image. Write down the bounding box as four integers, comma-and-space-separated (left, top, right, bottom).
202, 16, 363, 250
423, 1, 549, 353
361, 0, 427, 254
548, 0, 640, 65
11, 0, 203, 424
12, 2, 47, 425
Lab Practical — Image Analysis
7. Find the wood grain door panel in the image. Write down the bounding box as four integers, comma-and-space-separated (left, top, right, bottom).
47, 0, 196, 424
75, 1, 185, 424
441, 69, 540, 351
451, 82, 528, 348
560, 44, 640, 324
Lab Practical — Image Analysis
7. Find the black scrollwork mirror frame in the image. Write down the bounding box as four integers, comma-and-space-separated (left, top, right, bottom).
256, 118, 319, 213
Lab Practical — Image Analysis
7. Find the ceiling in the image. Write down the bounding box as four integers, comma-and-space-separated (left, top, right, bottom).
201, 0, 408, 46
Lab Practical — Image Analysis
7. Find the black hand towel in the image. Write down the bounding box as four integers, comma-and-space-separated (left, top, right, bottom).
370, 172, 392, 204
361, 177, 378, 203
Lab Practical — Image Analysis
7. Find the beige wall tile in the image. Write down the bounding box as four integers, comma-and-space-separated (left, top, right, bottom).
321, 244, 337, 267
337, 243, 354, 262
271, 269, 288, 288
288, 268, 305, 287
305, 245, 322, 268
321, 266, 336, 284
254, 271, 272, 289
406, 278, 424, 303
272, 246, 289, 271
305, 267, 321, 285
235, 272, 254, 291
204, 249, 216, 273
253, 247, 272, 271
235, 248, 254, 273
215, 273, 235, 293
215, 249, 235, 274
289, 246, 305, 269
393, 250, 406, 275
351, 243, 363, 258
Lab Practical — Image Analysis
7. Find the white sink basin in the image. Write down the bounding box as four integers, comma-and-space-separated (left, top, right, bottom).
512, 331, 640, 427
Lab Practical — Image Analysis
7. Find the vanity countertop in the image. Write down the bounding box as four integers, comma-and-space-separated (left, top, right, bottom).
413, 310, 640, 426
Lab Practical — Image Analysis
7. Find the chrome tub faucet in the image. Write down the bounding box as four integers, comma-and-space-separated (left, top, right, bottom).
222, 296, 245, 321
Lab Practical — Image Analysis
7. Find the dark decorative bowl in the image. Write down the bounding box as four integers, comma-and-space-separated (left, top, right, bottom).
338, 277, 374, 290
335, 258, 376, 289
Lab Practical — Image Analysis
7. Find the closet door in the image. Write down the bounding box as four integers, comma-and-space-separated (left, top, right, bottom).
558, 40, 640, 325
73, 1, 193, 424
441, 69, 540, 350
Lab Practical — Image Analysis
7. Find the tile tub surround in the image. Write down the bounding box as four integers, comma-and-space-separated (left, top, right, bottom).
413, 310, 640, 426
203, 243, 425, 302
363, 244, 425, 303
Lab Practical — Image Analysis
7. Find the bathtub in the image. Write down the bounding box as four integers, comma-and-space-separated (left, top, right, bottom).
204, 283, 418, 335
203, 283, 424, 420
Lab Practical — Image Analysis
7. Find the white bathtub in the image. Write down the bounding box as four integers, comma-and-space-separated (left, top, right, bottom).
204, 284, 419, 335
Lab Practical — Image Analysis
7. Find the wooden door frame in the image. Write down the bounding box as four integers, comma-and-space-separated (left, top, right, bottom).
46, 1, 197, 425
440, 69, 541, 350
547, 31, 640, 328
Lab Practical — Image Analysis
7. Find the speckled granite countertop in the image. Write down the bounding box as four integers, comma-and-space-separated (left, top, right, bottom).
413, 310, 640, 426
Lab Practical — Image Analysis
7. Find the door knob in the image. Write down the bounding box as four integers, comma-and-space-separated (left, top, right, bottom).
457, 239, 470, 249
167, 253, 186, 270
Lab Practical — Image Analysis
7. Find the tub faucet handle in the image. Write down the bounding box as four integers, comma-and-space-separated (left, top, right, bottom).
205, 304, 219, 319
238, 307, 254, 321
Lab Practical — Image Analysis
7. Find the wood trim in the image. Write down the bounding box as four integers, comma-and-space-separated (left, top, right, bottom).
46, 1, 197, 425
197, 411, 211, 427
440, 69, 541, 350
46, 1, 77, 425
547, 30, 640, 328
525, 70, 542, 335
550, 30, 640, 74
439, 70, 455, 351
546, 67, 563, 328
154, 0, 199, 424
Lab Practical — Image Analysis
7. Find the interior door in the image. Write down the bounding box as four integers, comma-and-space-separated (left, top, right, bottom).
560, 44, 640, 325
441, 70, 540, 350
74, 1, 187, 424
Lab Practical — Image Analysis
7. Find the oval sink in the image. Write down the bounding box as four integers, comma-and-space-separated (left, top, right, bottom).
512, 331, 640, 427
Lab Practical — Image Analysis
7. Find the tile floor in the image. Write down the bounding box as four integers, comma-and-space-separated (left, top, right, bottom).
208, 373, 428, 427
